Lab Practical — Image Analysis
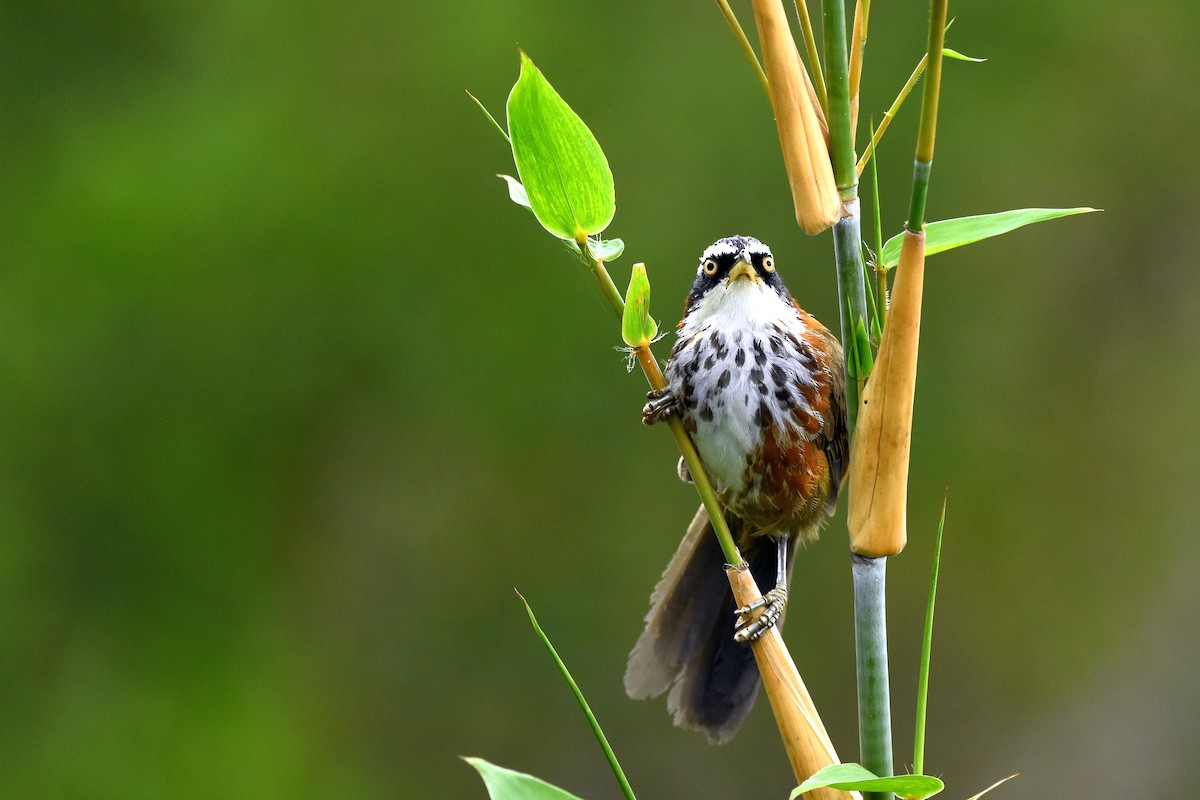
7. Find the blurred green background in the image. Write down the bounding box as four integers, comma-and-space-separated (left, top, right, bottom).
2, 1, 1198, 798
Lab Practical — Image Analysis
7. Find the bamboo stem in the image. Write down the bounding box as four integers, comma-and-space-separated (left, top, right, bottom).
821, 0, 857, 193
847, 0, 870, 139
867, 118, 886, 332
714, 0, 771, 101
852, 556, 893, 790
793, 0, 828, 111
914, 0, 949, 166
823, 1, 894, 794
583, 248, 743, 567
728, 568, 861, 800
909, 0, 948, 229
856, 55, 926, 177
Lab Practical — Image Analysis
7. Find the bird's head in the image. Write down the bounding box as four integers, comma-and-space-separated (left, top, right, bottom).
684, 236, 793, 321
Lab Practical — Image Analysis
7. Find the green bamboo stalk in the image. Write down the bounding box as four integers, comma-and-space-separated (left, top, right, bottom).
855, 54, 926, 176
852, 555, 893, 791
714, 0, 771, 100
908, 0, 949, 771
822, 0, 857, 194
580, 240, 743, 568
867, 117, 886, 332
792, 0, 828, 111
823, 2, 893, 796
847, 0, 871, 136
908, 0, 949, 230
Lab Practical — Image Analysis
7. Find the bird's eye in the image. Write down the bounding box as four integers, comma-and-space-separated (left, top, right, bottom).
702, 259, 718, 276
762, 255, 775, 272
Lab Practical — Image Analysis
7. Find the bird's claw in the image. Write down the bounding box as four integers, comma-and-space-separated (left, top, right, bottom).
734, 587, 787, 643
642, 388, 679, 426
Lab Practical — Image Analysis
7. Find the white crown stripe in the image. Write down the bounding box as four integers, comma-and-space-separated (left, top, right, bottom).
700, 235, 772, 266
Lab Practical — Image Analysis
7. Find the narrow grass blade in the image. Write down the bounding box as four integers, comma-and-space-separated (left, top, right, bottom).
880, 207, 1100, 268
964, 774, 1018, 800
515, 591, 637, 800
464, 757, 585, 800
713, 0, 770, 99
865, 116, 885, 336
467, 90, 511, 144
913, 496, 947, 775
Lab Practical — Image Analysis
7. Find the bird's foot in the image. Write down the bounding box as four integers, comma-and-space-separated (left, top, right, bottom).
733, 586, 787, 643
642, 388, 679, 426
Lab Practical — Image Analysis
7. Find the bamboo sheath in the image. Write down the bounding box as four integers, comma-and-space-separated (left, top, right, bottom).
847, 230, 926, 557
751, 0, 841, 234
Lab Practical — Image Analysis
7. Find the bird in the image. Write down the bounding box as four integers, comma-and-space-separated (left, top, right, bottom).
624, 235, 847, 744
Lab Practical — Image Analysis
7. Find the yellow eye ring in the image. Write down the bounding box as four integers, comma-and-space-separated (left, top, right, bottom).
702, 259, 718, 275
762, 255, 775, 272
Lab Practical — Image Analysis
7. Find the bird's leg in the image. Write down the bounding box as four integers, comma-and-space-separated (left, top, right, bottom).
642, 388, 679, 426
734, 536, 789, 643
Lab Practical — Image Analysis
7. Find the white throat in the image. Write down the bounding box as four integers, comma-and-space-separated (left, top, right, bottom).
682, 278, 800, 336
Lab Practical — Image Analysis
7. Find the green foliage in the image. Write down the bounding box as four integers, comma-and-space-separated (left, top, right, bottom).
941, 48, 986, 63
789, 764, 944, 800
507, 52, 615, 241
880, 207, 1099, 267
465, 758, 586, 800
621, 264, 658, 348
844, 309, 874, 383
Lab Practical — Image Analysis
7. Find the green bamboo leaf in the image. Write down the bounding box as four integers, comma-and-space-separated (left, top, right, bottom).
622, 263, 658, 348
880, 207, 1100, 268
507, 51, 615, 241
942, 47, 986, 62
789, 764, 944, 800
464, 758, 585, 800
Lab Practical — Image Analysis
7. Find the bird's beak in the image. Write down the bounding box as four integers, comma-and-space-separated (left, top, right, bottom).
728, 259, 757, 282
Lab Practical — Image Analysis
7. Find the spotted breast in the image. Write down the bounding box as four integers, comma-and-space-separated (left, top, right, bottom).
667, 248, 845, 537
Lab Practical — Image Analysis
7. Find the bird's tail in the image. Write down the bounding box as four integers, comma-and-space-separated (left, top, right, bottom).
624, 505, 796, 744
